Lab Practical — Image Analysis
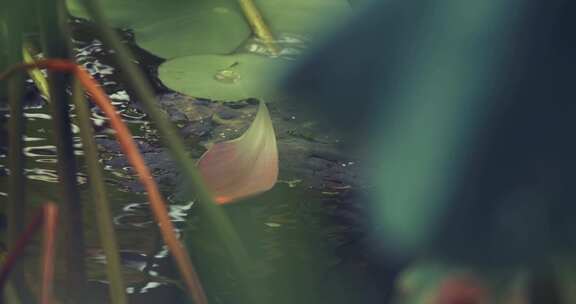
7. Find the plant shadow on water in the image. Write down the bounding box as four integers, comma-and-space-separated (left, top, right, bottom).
0, 17, 393, 303
185, 183, 341, 304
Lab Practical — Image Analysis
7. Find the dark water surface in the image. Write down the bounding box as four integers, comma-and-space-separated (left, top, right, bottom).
0, 19, 394, 304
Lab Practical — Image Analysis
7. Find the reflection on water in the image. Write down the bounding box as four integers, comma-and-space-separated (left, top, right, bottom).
0, 28, 173, 300
24, 168, 59, 183
0, 20, 368, 304
243, 33, 310, 59
180, 182, 358, 304
24, 145, 58, 157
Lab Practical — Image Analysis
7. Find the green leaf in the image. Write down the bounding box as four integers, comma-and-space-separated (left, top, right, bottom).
67, 0, 351, 59
77, 1, 266, 302
281, 0, 524, 258
72, 80, 128, 304
198, 101, 278, 204
66, 0, 251, 58
158, 54, 287, 101
254, 0, 350, 38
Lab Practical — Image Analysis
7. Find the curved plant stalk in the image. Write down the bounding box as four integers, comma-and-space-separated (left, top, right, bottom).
72, 79, 128, 304
40, 203, 58, 304
1, 59, 209, 304
237, 0, 281, 55
78, 1, 264, 302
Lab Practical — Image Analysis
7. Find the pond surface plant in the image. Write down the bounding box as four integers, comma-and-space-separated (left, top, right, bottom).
0, 0, 366, 303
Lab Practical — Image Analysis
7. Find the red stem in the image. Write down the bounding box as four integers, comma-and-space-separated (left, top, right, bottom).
40, 203, 58, 304
0, 207, 43, 288
0, 59, 208, 304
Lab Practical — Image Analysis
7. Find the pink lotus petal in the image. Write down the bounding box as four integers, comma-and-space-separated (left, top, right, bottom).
198, 102, 278, 204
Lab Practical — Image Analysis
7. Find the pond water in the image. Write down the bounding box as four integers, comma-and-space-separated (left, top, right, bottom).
0, 19, 392, 304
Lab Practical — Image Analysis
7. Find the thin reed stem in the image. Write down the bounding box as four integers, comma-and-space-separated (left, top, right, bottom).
2, 60, 209, 304
40, 203, 58, 304
77, 2, 262, 301
36, 0, 87, 297
72, 79, 128, 304
0, 205, 47, 290
237, 0, 281, 55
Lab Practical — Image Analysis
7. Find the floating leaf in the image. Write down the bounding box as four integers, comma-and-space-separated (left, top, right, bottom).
254, 0, 350, 38
66, 0, 251, 58
158, 54, 286, 101
67, 0, 352, 59
198, 101, 278, 204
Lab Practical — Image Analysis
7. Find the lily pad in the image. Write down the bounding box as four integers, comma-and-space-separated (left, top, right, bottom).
254, 0, 351, 38
66, 0, 251, 58
67, 0, 352, 58
158, 54, 287, 101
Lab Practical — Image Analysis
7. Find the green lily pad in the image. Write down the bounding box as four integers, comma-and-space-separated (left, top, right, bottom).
158, 54, 287, 101
254, 0, 351, 38
66, 0, 251, 58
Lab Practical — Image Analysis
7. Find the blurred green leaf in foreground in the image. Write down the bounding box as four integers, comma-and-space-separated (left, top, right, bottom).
282, 0, 576, 302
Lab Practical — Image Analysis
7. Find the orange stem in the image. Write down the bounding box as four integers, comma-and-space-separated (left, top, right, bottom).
1, 60, 208, 304
0, 203, 57, 304
0, 209, 42, 288
41, 203, 58, 304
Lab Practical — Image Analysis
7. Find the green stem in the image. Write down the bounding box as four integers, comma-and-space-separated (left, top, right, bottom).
79, 1, 263, 302
5, 19, 25, 266
3, 4, 32, 303
72, 80, 128, 304
237, 0, 281, 55
0, 20, 8, 104
36, 0, 87, 300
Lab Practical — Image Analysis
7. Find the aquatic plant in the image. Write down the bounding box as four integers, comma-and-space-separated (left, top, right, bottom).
0, 203, 58, 304
68, 0, 349, 102
0, 0, 298, 302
